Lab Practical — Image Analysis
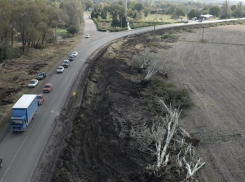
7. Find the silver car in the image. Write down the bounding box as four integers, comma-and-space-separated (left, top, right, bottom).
28, 79, 39, 88
57, 66, 64, 73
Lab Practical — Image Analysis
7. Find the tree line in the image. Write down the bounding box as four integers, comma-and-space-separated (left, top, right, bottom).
87, 0, 245, 25
188, 0, 245, 19
0, 0, 82, 62
87, 0, 150, 28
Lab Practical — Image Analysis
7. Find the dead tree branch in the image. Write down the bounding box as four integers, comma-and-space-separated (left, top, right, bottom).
130, 98, 205, 180
130, 98, 180, 171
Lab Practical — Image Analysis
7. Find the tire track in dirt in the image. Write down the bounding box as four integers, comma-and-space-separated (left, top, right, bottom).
164, 26, 245, 182
203, 44, 245, 181
186, 44, 245, 181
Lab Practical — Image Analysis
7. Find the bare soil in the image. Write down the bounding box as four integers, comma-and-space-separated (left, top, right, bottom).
167, 25, 245, 182
35, 24, 245, 182
50, 36, 192, 182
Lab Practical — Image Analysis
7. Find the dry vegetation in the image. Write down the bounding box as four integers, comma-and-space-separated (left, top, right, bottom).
0, 39, 79, 127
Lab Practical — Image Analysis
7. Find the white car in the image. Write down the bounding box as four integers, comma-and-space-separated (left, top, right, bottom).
57, 66, 64, 73
72, 51, 78, 57
28, 79, 38, 88
85, 34, 89, 38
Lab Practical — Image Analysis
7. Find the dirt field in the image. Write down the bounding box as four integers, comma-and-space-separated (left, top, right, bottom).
34, 24, 245, 182
167, 25, 245, 181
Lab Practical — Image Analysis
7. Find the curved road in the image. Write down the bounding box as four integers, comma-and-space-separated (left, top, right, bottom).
0, 13, 240, 182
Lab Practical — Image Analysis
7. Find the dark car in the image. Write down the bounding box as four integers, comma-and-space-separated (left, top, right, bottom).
0, 157, 2, 168
36, 72, 46, 80
62, 60, 70, 68
68, 55, 74, 61
37, 94, 45, 105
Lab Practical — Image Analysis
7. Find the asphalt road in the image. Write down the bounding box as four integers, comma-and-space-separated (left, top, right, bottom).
0, 14, 240, 182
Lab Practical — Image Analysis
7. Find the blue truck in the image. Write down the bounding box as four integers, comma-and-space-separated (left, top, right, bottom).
10, 94, 38, 132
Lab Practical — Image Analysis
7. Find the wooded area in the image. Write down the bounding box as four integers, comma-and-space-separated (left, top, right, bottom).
0, 0, 82, 62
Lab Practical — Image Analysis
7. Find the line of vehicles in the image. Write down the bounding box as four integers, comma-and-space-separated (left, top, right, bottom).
57, 51, 78, 73
181, 17, 204, 23
10, 51, 78, 132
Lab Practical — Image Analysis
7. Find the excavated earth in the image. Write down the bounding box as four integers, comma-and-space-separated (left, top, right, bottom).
34, 23, 245, 182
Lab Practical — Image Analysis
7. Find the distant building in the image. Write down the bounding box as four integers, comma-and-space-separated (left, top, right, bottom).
199, 14, 213, 20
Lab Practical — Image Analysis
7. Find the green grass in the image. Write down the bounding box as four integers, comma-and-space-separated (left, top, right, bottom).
56, 28, 68, 37
140, 14, 180, 23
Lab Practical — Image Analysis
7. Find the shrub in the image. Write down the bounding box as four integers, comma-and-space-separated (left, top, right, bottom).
147, 75, 191, 110
67, 26, 78, 36
161, 34, 179, 42
186, 29, 196, 33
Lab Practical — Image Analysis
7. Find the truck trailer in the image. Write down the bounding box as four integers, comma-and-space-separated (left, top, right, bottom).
10, 94, 38, 132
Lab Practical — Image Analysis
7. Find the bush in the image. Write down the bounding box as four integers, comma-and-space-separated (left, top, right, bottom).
161, 34, 179, 42
186, 29, 196, 33
108, 27, 127, 32
67, 26, 78, 36
147, 75, 191, 110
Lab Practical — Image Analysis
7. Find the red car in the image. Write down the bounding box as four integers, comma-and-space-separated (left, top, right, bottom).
43, 83, 53, 93
37, 94, 45, 105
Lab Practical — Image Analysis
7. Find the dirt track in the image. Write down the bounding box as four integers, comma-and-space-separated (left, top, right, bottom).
164, 25, 245, 181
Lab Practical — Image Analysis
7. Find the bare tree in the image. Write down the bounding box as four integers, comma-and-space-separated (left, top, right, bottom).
132, 49, 163, 80
130, 99, 180, 171
132, 48, 153, 69
144, 55, 163, 80
178, 144, 206, 182
130, 98, 205, 180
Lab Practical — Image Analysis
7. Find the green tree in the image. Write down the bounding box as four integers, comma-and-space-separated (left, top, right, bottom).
144, 7, 149, 17
111, 18, 119, 28
101, 10, 107, 19
112, 9, 119, 19
0, 0, 12, 61
67, 26, 78, 36
13, 0, 41, 52
41, 6, 67, 44
120, 16, 127, 28
127, 9, 134, 17
188, 9, 196, 19
202, 6, 210, 13
230, 5, 236, 11
220, 0, 231, 19
209, 6, 221, 17
135, 11, 143, 20
91, 10, 97, 19
202, 10, 209, 15
235, 1, 243, 18
63, 0, 82, 26
133, 3, 144, 12
85, 1, 93, 10
167, 4, 177, 14
174, 7, 185, 18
